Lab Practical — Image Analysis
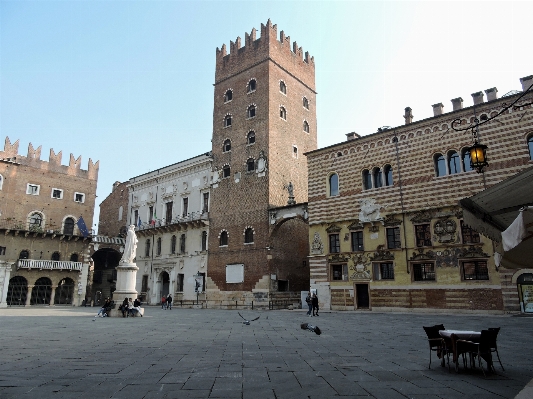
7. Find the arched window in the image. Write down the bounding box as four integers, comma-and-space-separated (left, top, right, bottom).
220, 231, 228, 246
247, 104, 256, 118
145, 239, 151, 257
303, 121, 309, 133
373, 168, 383, 188
223, 139, 231, 152
28, 212, 43, 231
448, 151, 460, 174
434, 154, 446, 177
329, 173, 339, 196
6, 276, 28, 306
70, 253, 79, 262
247, 79, 256, 93
247, 131, 255, 145
171, 235, 177, 254
180, 234, 186, 253
54, 277, 75, 305
201, 231, 207, 251
303, 97, 309, 109
19, 250, 30, 259
384, 165, 393, 186
362, 170, 372, 190
462, 149, 473, 172
224, 89, 233, 102
247, 158, 255, 172
224, 114, 232, 127
528, 134, 533, 160
223, 165, 231, 178
156, 237, 162, 255
279, 81, 286, 94
280, 106, 286, 120
63, 217, 75, 235
51, 252, 60, 261
244, 228, 254, 243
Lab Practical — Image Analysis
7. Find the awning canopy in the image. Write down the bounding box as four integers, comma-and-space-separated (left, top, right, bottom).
459, 166, 533, 269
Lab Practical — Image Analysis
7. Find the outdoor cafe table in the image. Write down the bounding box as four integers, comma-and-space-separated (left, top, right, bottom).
439, 330, 481, 371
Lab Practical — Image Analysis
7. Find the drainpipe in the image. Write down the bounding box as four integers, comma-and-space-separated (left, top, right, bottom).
393, 133, 410, 274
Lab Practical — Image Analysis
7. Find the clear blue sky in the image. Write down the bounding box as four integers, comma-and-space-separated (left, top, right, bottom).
1, 1, 531, 231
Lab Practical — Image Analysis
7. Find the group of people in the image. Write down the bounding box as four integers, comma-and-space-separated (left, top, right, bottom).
305, 292, 319, 317
119, 297, 143, 317
161, 294, 172, 310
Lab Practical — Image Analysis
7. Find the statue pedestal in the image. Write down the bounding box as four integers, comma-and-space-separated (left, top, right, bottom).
113, 262, 139, 304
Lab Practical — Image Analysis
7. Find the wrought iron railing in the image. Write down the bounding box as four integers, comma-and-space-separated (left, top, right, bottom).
17, 259, 83, 271
136, 211, 208, 231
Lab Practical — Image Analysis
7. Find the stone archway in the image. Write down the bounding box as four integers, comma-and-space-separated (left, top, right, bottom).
91, 248, 122, 302
158, 271, 170, 299
30, 277, 52, 305
6, 276, 28, 306
54, 277, 75, 305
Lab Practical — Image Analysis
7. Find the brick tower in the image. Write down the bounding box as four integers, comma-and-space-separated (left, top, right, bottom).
207, 20, 317, 306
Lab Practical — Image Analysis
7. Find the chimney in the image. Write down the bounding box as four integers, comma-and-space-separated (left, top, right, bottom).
485, 87, 498, 101
404, 107, 413, 124
472, 91, 484, 105
346, 132, 361, 141
520, 75, 533, 92
112, 181, 121, 192
451, 97, 463, 111
432, 103, 444, 116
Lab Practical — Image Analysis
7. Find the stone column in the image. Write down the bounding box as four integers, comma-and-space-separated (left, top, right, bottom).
113, 262, 139, 304
0, 261, 12, 308
50, 286, 57, 306
26, 286, 34, 306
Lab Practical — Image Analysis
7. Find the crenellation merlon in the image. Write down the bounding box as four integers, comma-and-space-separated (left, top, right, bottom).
0, 136, 99, 180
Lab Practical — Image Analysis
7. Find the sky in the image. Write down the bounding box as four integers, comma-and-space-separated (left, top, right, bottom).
1, 0, 532, 232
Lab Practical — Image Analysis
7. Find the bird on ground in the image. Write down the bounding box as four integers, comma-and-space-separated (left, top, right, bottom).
238, 312, 260, 325
301, 323, 321, 335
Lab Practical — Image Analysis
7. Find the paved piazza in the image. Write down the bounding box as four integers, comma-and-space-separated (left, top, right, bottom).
0, 307, 531, 399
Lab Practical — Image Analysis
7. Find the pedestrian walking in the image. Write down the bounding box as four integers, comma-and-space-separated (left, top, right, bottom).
312, 293, 319, 316
161, 295, 167, 309
166, 294, 172, 310
305, 292, 312, 316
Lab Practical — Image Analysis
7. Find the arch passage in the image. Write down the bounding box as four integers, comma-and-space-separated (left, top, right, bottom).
54, 277, 75, 305
30, 277, 52, 305
6, 276, 28, 306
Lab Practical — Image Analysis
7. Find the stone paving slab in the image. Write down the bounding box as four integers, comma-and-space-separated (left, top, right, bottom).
0, 306, 531, 399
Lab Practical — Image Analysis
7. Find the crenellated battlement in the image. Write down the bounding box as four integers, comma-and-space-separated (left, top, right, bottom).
215, 19, 315, 88
1, 136, 99, 180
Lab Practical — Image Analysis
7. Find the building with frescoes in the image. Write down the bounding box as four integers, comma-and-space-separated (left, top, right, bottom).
305, 75, 533, 312
0, 137, 98, 307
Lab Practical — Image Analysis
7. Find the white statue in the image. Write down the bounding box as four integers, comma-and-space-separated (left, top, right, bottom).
120, 225, 138, 264
359, 198, 383, 223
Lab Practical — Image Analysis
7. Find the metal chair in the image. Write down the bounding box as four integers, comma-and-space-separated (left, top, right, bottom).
488, 327, 504, 371
459, 329, 499, 377
423, 324, 447, 369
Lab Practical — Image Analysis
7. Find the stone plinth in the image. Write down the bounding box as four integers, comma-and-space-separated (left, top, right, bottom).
113, 262, 139, 304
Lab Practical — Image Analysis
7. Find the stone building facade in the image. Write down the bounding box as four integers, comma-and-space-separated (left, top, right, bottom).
207, 20, 315, 307
128, 153, 212, 305
306, 75, 533, 313
0, 137, 98, 307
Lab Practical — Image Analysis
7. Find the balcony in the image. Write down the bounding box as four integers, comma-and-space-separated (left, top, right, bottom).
17, 259, 83, 272
136, 211, 208, 236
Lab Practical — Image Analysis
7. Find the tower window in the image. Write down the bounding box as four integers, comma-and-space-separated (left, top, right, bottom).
224, 114, 232, 128
434, 154, 446, 177
247, 131, 255, 145
51, 251, 60, 261
220, 231, 228, 246
293, 146, 298, 159
223, 165, 231, 178
362, 169, 372, 190
247, 158, 255, 172
63, 217, 75, 235
373, 168, 383, 188
247, 79, 256, 93
384, 165, 393, 186
247, 104, 256, 118
303, 121, 309, 133
279, 81, 287, 94
244, 228, 254, 244
280, 107, 286, 120
303, 97, 309, 109
224, 89, 233, 103
448, 151, 460, 174
329, 173, 339, 197
223, 139, 231, 152
462, 148, 473, 172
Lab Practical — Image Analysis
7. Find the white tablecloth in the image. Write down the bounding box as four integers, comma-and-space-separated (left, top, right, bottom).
439, 330, 481, 340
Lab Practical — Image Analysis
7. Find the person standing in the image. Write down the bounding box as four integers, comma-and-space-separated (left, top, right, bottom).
166, 294, 172, 310
312, 293, 319, 316
305, 292, 312, 316
161, 295, 167, 309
